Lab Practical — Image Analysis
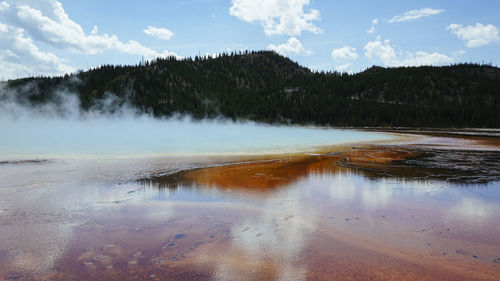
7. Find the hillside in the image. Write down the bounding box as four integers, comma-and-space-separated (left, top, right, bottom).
3, 51, 500, 127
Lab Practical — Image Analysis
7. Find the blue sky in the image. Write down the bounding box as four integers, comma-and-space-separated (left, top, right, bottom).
1, 0, 499, 79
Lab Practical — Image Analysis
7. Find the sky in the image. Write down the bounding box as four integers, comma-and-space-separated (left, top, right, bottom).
0, 0, 499, 80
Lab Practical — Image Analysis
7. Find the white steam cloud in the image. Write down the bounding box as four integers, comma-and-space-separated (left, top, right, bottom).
0, 83, 392, 159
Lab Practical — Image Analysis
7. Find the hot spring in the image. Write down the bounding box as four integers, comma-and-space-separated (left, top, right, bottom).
0, 115, 394, 159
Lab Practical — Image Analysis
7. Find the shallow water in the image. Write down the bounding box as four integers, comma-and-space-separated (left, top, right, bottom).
0, 117, 392, 158
1, 144, 500, 280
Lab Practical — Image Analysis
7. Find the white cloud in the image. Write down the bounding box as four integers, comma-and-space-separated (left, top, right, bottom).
331, 46, 358, 73
367, 18, 378, 34
0, 21, 7, 32
229, 0, 322, 36
331, 46, 358, 61
90, 25, 98, 35
0, 0, 182, 79
268, 37, 311, 56
389, 8, 444, 23
364, 36, 453, 67
143, 26, 174, 40
402, 51, 454, 66
0, 22, 73, 79
0, 0, 181, 58
0, 1, 9, 11
364, 37, 397, 64
447, 23, 500, 48
335, 63, 352, 73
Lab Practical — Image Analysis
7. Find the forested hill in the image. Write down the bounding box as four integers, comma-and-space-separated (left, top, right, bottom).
4, 51, 500, 127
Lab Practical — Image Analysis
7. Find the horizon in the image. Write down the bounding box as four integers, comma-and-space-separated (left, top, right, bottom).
1, 0, 500, 80
4, 50, 500, 81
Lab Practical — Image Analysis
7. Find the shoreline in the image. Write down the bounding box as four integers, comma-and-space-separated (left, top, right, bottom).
144, 131, 500, 189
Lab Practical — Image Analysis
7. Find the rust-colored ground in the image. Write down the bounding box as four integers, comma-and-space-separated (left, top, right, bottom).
163, 145, 417, 190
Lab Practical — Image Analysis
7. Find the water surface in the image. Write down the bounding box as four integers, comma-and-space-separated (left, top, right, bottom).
0, 117, 392, 158
1, 132, 499, 280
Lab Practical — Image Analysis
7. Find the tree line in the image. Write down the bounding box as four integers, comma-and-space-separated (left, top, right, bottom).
5, 50, 500, 127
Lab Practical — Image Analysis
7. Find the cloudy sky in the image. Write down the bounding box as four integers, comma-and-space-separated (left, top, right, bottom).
1, 0, 499, 79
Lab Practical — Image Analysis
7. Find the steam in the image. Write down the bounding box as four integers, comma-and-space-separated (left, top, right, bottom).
0, 79, 139, 119
0, 83, 393, 159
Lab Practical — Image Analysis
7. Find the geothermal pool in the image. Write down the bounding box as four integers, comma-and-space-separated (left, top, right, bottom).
0, 123, 499, 280
0, 116, 392, 158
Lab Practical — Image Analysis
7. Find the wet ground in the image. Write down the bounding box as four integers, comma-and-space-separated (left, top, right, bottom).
1, 132, 500, 280
337, 145, 500, 183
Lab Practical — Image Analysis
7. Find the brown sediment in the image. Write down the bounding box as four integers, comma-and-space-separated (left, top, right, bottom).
176, 155, 343, 190
146, 145, 419, 191
339, 145, 500, 183
304, 226, 500, 281
147, 141, 499, 190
